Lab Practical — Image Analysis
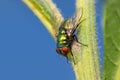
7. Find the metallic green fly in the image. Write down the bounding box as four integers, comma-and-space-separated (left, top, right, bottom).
56, 9, 86, 64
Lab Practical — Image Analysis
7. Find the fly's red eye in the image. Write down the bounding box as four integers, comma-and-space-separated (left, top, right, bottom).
62, 47, 69, 53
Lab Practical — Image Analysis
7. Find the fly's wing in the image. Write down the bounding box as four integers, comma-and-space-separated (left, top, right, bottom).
23, 0, 64, 38
71, 8, 83, 34
58, 8, 82, 34
71, 8, 83, 55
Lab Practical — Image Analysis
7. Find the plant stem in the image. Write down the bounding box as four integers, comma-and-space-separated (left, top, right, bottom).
71, 0, 101, 80
23, 0, 63, 40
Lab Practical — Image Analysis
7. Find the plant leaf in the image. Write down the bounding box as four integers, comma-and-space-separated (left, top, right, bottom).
104, 0, 120, 80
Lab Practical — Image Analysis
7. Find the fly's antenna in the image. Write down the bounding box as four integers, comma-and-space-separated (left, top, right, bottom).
72, 8, 83, 26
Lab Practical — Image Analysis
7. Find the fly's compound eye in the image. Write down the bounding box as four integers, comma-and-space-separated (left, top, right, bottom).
61, 47, 69, 53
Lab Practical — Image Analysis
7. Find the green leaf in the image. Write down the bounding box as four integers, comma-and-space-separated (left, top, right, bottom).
104, 0, 120, 80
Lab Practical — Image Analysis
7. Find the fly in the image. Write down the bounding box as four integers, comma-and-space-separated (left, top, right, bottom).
56, 9, 87, 64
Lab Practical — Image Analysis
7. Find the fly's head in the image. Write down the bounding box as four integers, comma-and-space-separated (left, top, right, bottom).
56, 47, 70, 57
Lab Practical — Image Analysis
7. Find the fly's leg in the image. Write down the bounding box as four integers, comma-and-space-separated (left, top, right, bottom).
70, 50, 76, 64
73, 35, 88, 47
72, 18, 86, 35
65, 52, 75, 64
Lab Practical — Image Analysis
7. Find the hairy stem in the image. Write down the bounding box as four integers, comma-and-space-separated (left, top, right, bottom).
23, 0, 63, 40
71, 0, 101, 80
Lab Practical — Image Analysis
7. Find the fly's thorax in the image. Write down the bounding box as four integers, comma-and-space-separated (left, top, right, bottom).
56, 28, 70, 48
63, 20, 74, 37
56, 18, 75, 48
57, 33, 69, 46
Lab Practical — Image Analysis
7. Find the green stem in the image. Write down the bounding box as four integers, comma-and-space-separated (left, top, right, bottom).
23, 0, 63, 40
71, 0, 101, 80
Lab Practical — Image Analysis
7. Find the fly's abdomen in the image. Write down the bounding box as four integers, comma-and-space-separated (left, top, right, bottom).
57, 32, 69, 48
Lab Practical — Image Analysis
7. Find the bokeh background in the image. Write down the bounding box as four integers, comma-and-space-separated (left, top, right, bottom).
0, 0, 103, 80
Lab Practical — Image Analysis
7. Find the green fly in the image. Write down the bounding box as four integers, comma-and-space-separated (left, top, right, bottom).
56, 9, 86, 64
